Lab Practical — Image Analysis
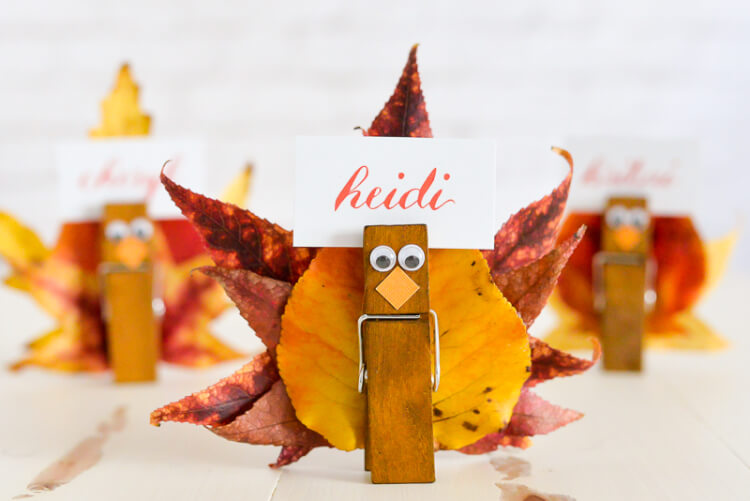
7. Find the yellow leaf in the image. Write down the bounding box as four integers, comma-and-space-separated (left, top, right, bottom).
702, 229, 739, 295
277, 248, 530, 451
89, 64, 151, 138
544, 291, 729, 351
646, 312, 728, 351
0, 211, 49, 272
10, 323, 107, 373
220, 164, 254, 208
430, 249, 529, 450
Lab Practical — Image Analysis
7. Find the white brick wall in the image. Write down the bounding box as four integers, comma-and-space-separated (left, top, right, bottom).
0, 0, 747, 271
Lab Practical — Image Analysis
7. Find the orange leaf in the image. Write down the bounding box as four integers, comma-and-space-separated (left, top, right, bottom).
458, 388, 582, 454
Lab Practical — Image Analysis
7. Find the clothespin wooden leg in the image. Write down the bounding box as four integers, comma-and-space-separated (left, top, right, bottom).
360, 224, 435, 484
595, 197, 651, 371
100, 203, 159, 383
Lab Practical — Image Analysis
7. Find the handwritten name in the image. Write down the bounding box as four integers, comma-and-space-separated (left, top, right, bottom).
581, 157, 677, 187
334, 166, 455, 211
77, 157, 180, 199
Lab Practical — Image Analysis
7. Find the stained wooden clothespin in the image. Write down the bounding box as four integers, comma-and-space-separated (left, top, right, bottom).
99, 203, 160, 382
358, 224, 438, 484
593, 197, 653, 371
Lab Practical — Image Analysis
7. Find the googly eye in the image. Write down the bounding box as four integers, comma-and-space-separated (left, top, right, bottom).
398, 244, 426, 271
105, 220, 130, 242
369, 245, 396, 272
605, 205, 628, 228
130, 217, 153, 241
629, 207, 650, 231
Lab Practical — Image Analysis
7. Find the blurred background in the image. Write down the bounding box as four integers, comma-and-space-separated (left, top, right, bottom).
0, 0, 747, 271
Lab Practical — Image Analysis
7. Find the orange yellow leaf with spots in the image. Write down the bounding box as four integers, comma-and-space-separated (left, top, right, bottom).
277, 248, 530, 451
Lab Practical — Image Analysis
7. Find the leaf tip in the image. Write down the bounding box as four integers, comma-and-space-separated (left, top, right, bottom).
589, 337, 602, 365
550, 146, 574, 172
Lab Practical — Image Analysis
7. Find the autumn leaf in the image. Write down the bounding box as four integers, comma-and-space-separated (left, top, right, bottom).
458, 389, 582, 455
652, 217, 707, 316
200, 267, 292, 356
220, 163, 254, 208
160, 254, 244, 367
482, 147, 573, 277
527, 336, 600, 387
150, 351, 278, 426
211, 381, 329, 467
363, 44, 432, 138
0, 211, 49, 290
456, 336, 599, 454
4, 220, 107, 372
494, 227, 585, 326
89, 64, 151, 138
277, 247, 530, 451
161, 172, 316, 284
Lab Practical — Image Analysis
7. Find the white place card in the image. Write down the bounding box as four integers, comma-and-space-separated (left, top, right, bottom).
294, 136, 496, 249
563, 137, 698, 215
56, 139, 204, 221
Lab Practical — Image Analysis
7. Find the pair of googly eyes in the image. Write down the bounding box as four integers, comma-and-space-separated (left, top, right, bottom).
605, 205, 650, 230
105, 218, 154, 242
370, 244, 425, 272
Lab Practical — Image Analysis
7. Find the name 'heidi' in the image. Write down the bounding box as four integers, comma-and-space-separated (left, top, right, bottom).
334, 166, 455, 211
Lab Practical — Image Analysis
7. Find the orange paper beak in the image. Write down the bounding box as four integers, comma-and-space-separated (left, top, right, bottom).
613, 226, 641, 252
375, 267, 420, 310
115, 236, 149, 270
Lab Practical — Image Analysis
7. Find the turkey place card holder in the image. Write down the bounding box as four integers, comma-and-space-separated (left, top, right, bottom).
99, 202, 160, 382
358, 224, 438, 483
593, 196, 655, 371
294, 136, 497, 484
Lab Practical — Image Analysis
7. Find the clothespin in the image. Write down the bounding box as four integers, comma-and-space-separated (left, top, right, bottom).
358, 224, 439, 484
99, 202, 160, 382
593, 197, 653, 371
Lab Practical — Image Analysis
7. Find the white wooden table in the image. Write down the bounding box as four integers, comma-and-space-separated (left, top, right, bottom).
1, 274, 748, 501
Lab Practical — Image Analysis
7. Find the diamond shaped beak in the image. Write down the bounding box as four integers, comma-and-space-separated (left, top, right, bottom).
375, 267, 420, 310
115, 236, 149, 270
613, 226, 641, 251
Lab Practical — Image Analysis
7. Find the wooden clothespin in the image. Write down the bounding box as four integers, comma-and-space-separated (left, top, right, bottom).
359, 224, 438, 484
593, 197, 652, 371
99, 203, 160, 382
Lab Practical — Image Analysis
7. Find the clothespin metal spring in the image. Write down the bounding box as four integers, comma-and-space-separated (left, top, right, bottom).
357, 310, 441, 393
